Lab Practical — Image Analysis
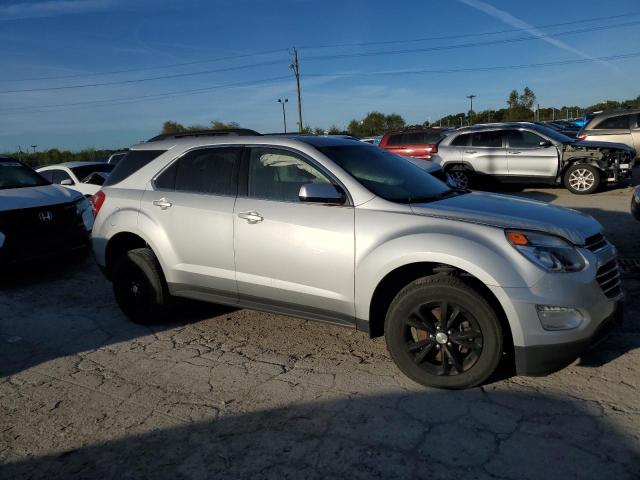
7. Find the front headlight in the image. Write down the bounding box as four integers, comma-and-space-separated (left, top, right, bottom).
506, 230, 586, 272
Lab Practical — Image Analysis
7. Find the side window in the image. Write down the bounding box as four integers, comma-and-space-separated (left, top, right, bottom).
509, 130, 544, 149
155, 147, 241, 195
52, 169, 72, 184
471, 131, 504, 148
248, 148, 330, 202
451, 134, 470, 147
595, 115, 631, 130
386, 134, 404, 146
39, 170, 54, 182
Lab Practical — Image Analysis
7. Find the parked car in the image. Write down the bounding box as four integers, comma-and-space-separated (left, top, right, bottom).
0, 156, 93, 266
360, 136, 382, 146
631, 186, 640, 221
433, 122, 635, 194
379, 127, 450, 160
37, 162, 114, 197
107, 151, 128, 166
92, 132, 622, 389
541, 121, 580, 139
577, 108, 640, 158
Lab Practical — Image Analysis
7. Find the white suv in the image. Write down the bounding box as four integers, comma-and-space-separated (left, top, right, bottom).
91, 131, 623, 389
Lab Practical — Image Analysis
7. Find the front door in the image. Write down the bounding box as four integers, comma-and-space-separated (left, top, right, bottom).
139, 147, 242, 299
506, 130, 558, 178
233, 147, 355, 322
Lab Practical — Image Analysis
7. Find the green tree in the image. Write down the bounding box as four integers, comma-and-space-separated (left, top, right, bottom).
346, 111, 406, 137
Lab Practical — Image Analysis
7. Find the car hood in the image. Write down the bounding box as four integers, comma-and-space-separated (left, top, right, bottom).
0, 184, 82, 212
568, 139, 635, 153
411, 191, 601, 245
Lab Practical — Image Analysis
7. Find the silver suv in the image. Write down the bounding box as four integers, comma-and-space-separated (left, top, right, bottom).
92, 132, 623, 389
433, 122, 635, 194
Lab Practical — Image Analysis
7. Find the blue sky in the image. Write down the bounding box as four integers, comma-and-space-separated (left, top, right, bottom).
1, 0, 640, 151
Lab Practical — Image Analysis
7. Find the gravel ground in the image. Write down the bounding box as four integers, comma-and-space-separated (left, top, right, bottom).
1, 181, 639, 479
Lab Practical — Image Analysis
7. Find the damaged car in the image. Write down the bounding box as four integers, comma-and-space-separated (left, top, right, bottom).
433, 122, 635, 194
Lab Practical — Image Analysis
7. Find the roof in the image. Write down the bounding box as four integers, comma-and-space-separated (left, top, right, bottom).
38, 161, 107, 168
131, 134, 368, 151
147, 128, 261, 142
0, 156, 19, 162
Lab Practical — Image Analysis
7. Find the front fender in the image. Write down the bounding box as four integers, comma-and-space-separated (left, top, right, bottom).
354, 214, 545, 321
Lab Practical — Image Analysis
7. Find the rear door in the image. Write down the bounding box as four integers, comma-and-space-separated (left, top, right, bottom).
139, 146, 242, 299
506, 129, 558, 178
464, 131, 507, 175
233, 146, 355, 321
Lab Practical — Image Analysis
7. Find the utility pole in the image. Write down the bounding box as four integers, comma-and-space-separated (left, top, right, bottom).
536, 103, 540, 122
552, 107, 555, 121
289, 48, 303, 133
466, 94, 476, 123
277, 98, 288, 133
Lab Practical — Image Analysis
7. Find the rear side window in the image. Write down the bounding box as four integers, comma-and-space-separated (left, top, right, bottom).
594, 115, 631, 130
451, 134, 470, 147
471, 131, 503, 148
386, 134, 404, 146
103, 150, 166, 187
155, 147, 242, 195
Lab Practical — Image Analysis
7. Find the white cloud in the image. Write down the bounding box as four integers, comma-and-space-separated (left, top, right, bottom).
458, 0, 617, 72
0, 0, 116, 21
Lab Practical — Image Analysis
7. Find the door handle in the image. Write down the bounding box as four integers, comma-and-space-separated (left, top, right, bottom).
508, 151, 522, 154
465, 150, 477, 154
153, 198, 172, 209
238, 211, 263, 224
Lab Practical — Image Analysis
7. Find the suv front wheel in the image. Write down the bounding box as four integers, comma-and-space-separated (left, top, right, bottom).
564, 164, 600, 194
112, 247, 170, 324
385, 275, 503, 389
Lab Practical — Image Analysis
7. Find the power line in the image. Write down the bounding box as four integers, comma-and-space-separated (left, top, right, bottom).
303, 20, 640, 62
0, 75, 292, 114
298, 11, 640, 49
5, 52, 639, 115
0, 59, 285, 94
2, 48, 289, 83
302, 52, 640, 78
4, 11, 638, 84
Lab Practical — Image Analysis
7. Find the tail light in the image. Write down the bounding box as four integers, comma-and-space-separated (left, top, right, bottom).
92, 190, 105, 218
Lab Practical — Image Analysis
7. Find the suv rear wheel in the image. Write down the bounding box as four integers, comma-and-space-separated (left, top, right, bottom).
384, 275, 502, 389
112, 247, 170, 324
564, 164, 600, 194
446, 166, 472, 189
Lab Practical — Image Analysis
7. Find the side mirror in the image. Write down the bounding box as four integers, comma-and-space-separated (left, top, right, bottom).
539, 140, 552, 148
60, 178, 74, 186
299, 183, 346, 205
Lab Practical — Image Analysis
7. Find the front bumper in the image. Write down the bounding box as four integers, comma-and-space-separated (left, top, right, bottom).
514, 300, 623, 375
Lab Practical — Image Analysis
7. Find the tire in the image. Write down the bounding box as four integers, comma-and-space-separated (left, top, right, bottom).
384, 275, 502, 389
447, 166, 473, 189
112, 247, 170, 324
564, 164, 601, 194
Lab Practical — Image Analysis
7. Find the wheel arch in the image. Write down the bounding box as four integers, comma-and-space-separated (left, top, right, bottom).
366, 262, 515, 361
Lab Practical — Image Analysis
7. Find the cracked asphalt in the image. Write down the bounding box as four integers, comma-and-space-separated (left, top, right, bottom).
1, 183, 639, 479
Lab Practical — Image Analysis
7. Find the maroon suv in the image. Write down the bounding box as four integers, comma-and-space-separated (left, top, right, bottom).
379, 128, 449, 160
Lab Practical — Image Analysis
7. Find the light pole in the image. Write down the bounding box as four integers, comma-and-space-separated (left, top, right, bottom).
277, 98, 288, 133
466, 94, 476, 123
31, 145, 37, 153
289, 48, 303, 132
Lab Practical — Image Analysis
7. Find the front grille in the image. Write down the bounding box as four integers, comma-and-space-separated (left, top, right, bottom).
0, 200, 88, 262
584, 233, 608, 252
596, 259, 623, 299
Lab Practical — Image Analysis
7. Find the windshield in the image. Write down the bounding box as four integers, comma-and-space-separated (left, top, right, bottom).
530, 124, 575, 143
71, 164, 113, 182
0, 160, 50, 190
316, 144, 454, 203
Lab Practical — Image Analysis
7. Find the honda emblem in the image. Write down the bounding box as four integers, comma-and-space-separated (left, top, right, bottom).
38, 210, 53, 222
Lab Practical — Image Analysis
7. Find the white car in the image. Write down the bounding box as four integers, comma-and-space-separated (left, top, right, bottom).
37, 162, 113, 197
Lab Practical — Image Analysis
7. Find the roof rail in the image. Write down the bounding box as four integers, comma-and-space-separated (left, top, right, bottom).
147, 128, 261, 142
